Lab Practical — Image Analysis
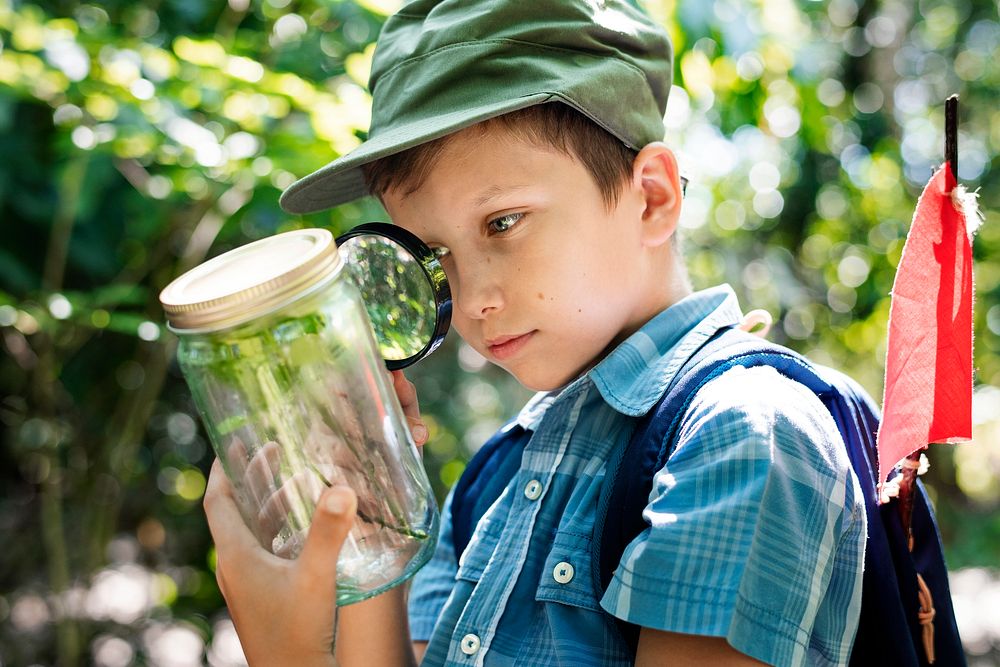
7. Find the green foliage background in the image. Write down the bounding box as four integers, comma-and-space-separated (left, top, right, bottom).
0, 0, 997, 664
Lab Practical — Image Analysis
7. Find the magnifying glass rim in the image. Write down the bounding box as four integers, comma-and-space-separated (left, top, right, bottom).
336, 222, 453, 370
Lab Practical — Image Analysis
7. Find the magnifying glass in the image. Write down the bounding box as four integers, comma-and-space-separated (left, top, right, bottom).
336, 222, 452, 370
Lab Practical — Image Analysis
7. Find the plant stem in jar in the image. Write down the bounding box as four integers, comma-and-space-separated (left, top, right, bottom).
304, 459, 428, 540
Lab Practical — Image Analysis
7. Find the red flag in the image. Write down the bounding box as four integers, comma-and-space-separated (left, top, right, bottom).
877, 163, 974, 486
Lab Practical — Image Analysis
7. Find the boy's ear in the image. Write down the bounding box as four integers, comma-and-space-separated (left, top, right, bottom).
631, 142, 682, 247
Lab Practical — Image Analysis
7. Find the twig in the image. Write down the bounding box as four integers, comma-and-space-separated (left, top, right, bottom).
35, 154, 90, 666
41, 156, 89, 292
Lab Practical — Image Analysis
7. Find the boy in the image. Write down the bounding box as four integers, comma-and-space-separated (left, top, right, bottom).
203, 0, 867, 665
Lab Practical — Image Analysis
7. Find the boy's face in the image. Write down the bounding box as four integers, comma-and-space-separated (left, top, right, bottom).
382, 125, 675, 391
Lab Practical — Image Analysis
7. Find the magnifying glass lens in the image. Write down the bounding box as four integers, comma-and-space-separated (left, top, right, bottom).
336, 223, 451, 369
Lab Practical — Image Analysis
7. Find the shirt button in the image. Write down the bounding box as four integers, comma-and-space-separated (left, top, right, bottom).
553, 561, 575, 584
460, 633, 481, 655
523, 479, 543, 500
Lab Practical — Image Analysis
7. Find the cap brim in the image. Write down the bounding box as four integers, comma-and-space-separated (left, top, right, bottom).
279, 92, 556, 215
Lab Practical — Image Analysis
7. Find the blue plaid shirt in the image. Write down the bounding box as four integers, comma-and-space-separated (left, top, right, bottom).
408, 285, 866, 666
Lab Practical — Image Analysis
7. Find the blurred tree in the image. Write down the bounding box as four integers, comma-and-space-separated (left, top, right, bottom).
0, 0, 997, 664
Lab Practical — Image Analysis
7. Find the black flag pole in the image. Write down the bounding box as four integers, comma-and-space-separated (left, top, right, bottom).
945, 94, 958, 181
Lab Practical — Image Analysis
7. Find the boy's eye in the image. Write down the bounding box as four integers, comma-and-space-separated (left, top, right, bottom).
487, 212, 524, 235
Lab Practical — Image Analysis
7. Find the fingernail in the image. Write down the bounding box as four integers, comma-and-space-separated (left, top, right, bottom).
413, 424, 428, 443
324, 492, 348, 515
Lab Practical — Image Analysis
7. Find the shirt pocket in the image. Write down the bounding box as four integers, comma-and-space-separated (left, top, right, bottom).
455, 506, 507, 582
535, 530, 602, 612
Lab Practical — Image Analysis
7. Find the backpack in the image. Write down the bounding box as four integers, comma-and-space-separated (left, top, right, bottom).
450, 327, 965, 666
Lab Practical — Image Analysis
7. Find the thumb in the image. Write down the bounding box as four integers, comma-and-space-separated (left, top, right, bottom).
297, 485, 358, 590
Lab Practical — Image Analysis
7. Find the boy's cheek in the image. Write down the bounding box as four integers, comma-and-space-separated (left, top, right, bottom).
450, 319, 482, 354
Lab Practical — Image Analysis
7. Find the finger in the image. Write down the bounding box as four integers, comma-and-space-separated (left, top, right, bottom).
407, 416, 429, 446
256, 471, 325, 543
257, 490, 292, 545
391, 370, 419, 416
243, 441, 282, 506
204, 459, 264, 556
295, 485, 358, 600
391, 371, 428, 444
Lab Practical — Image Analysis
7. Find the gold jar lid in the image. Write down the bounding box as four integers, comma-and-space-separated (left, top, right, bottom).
160, 228, 343, 333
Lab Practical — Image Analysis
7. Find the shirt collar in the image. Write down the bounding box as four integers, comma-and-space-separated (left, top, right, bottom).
515, 389, 560, 431
588, 284, 744, 416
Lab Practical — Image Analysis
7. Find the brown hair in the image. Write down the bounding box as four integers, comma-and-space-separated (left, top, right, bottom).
361, 103, 638, 209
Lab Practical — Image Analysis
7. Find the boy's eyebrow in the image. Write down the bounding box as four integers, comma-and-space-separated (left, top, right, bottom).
473, 184, 528, 208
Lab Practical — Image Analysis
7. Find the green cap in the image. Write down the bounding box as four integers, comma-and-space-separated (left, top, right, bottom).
279, 0, 673, 214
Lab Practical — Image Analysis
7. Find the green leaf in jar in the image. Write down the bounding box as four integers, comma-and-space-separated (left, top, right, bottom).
288, 333, 330, 367
217, 413, 250, 435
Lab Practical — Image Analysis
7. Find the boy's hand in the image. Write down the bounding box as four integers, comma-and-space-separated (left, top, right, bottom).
204, 459, 356, 667
390, 369, 429, 447
224, 370, 427, 554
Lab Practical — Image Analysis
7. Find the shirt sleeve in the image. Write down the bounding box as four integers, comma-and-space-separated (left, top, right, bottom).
600, 365, 866, 667
408, 487, 459, 642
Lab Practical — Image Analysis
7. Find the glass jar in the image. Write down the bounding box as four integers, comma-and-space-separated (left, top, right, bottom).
160, 228, 438, 605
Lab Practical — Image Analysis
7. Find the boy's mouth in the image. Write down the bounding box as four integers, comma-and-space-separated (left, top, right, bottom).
486, 331, 536, 360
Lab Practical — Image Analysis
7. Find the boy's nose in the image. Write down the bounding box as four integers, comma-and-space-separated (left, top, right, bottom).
452, 268, 504, 320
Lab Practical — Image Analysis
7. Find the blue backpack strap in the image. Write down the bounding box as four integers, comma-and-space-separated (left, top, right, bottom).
592, 327, 788, 648
594, 328, 965, 665
450, 421, 532, 563
592, 327, 798, 595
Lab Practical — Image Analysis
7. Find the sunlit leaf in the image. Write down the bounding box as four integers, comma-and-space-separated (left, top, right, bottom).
172, 36, 227, 68
344, 43, 375, 87
354, 0, 404, 17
